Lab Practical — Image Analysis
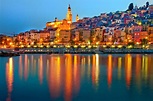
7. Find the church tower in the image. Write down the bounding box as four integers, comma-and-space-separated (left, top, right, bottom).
76, 14, 79, 22
66, 4, 72, 23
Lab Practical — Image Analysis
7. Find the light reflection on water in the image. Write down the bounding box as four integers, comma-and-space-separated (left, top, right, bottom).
6, 58, 13, 101
1, 54, 153, 101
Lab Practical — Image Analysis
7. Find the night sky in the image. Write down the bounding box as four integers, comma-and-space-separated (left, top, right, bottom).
0, 0, 152, 34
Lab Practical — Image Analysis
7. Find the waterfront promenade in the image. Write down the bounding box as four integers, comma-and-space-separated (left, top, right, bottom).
1, 46, 153, 54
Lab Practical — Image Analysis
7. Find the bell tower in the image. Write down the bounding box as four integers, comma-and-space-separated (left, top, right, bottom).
66, 4, 72, 23
76, 14, 79, 22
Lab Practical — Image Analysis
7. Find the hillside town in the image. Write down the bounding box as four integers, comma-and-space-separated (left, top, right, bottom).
0, 2, 153, 49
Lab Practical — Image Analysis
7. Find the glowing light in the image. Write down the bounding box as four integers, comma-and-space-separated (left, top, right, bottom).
142, 45, 145, 48
46, 45, 50, 48
21, 45, 24, 48
96, 42, 99, 45
65, 54, 72, 101
19, 56, 23, 79
111, 45, 115, 48
27, 45, 31, 48
138, 22, 142, 25
103, 45, 107, 48
33, 45, 37, 48
6, 57, 14, 101
81, 45, 86, 48
125, 54, 132, 88
118, 57, 122, 80
48, 56, 61, 98
95, 54, 99, 87
136, 42, 140, 45
9, 42, 13, 45
73, 45, 78, 48
118, 45, 122, 48
50, 42, 54, 45
66, 45, 71, 48
39, 45, 43, 48
88, 45, 92, 48
127, 45, 132, 49
38, 55, 43, 84
53, 45, 57, 48
107, 55, 112, 88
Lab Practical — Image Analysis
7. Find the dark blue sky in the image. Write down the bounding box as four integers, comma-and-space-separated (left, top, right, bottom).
0, 0, 152, 34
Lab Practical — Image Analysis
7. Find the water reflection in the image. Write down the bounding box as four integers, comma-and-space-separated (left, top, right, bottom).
107, 55, 112, 88
125, 54, 132, 88
6, 58, 13, 101
24, 54, 28, 80
3, 54, 153, 101
19, 56, 23, 79
48, 56, 61, 98
118, 57, 122, 80
73, 55, 80, 94
38, 55, 43, 84
92, 54, 99, 88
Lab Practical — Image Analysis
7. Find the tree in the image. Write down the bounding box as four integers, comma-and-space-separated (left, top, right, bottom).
128, 42, 135, 47
128, 3, 134, 11
140, 38, 148, 45
146, 2, 149, 8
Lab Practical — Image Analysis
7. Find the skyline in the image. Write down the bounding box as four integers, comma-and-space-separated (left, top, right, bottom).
0, 0, 153, 34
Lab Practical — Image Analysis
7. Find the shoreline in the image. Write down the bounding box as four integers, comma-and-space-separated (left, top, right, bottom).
1, 48, 153, 54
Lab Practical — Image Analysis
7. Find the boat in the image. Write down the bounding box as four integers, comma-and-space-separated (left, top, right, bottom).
0, 51, 20, 57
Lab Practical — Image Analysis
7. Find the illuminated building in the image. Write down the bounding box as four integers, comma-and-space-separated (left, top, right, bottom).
148, 26, 153, 42
66, 4, 72, 23
72, 29, 80, 42
37, 31, 50, 42
133, 26, 142, 43
139, 31, 148, 40
46, 5, 79, 43
46, 5, 73, 31
59, 30, 71, 43
94, 27, 104, 42
82, 29, 91, 43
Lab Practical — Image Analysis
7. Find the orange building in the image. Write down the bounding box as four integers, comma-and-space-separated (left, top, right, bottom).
133, 26, 142, 43
139, 31, 148, 40
148, 26, 153, 42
